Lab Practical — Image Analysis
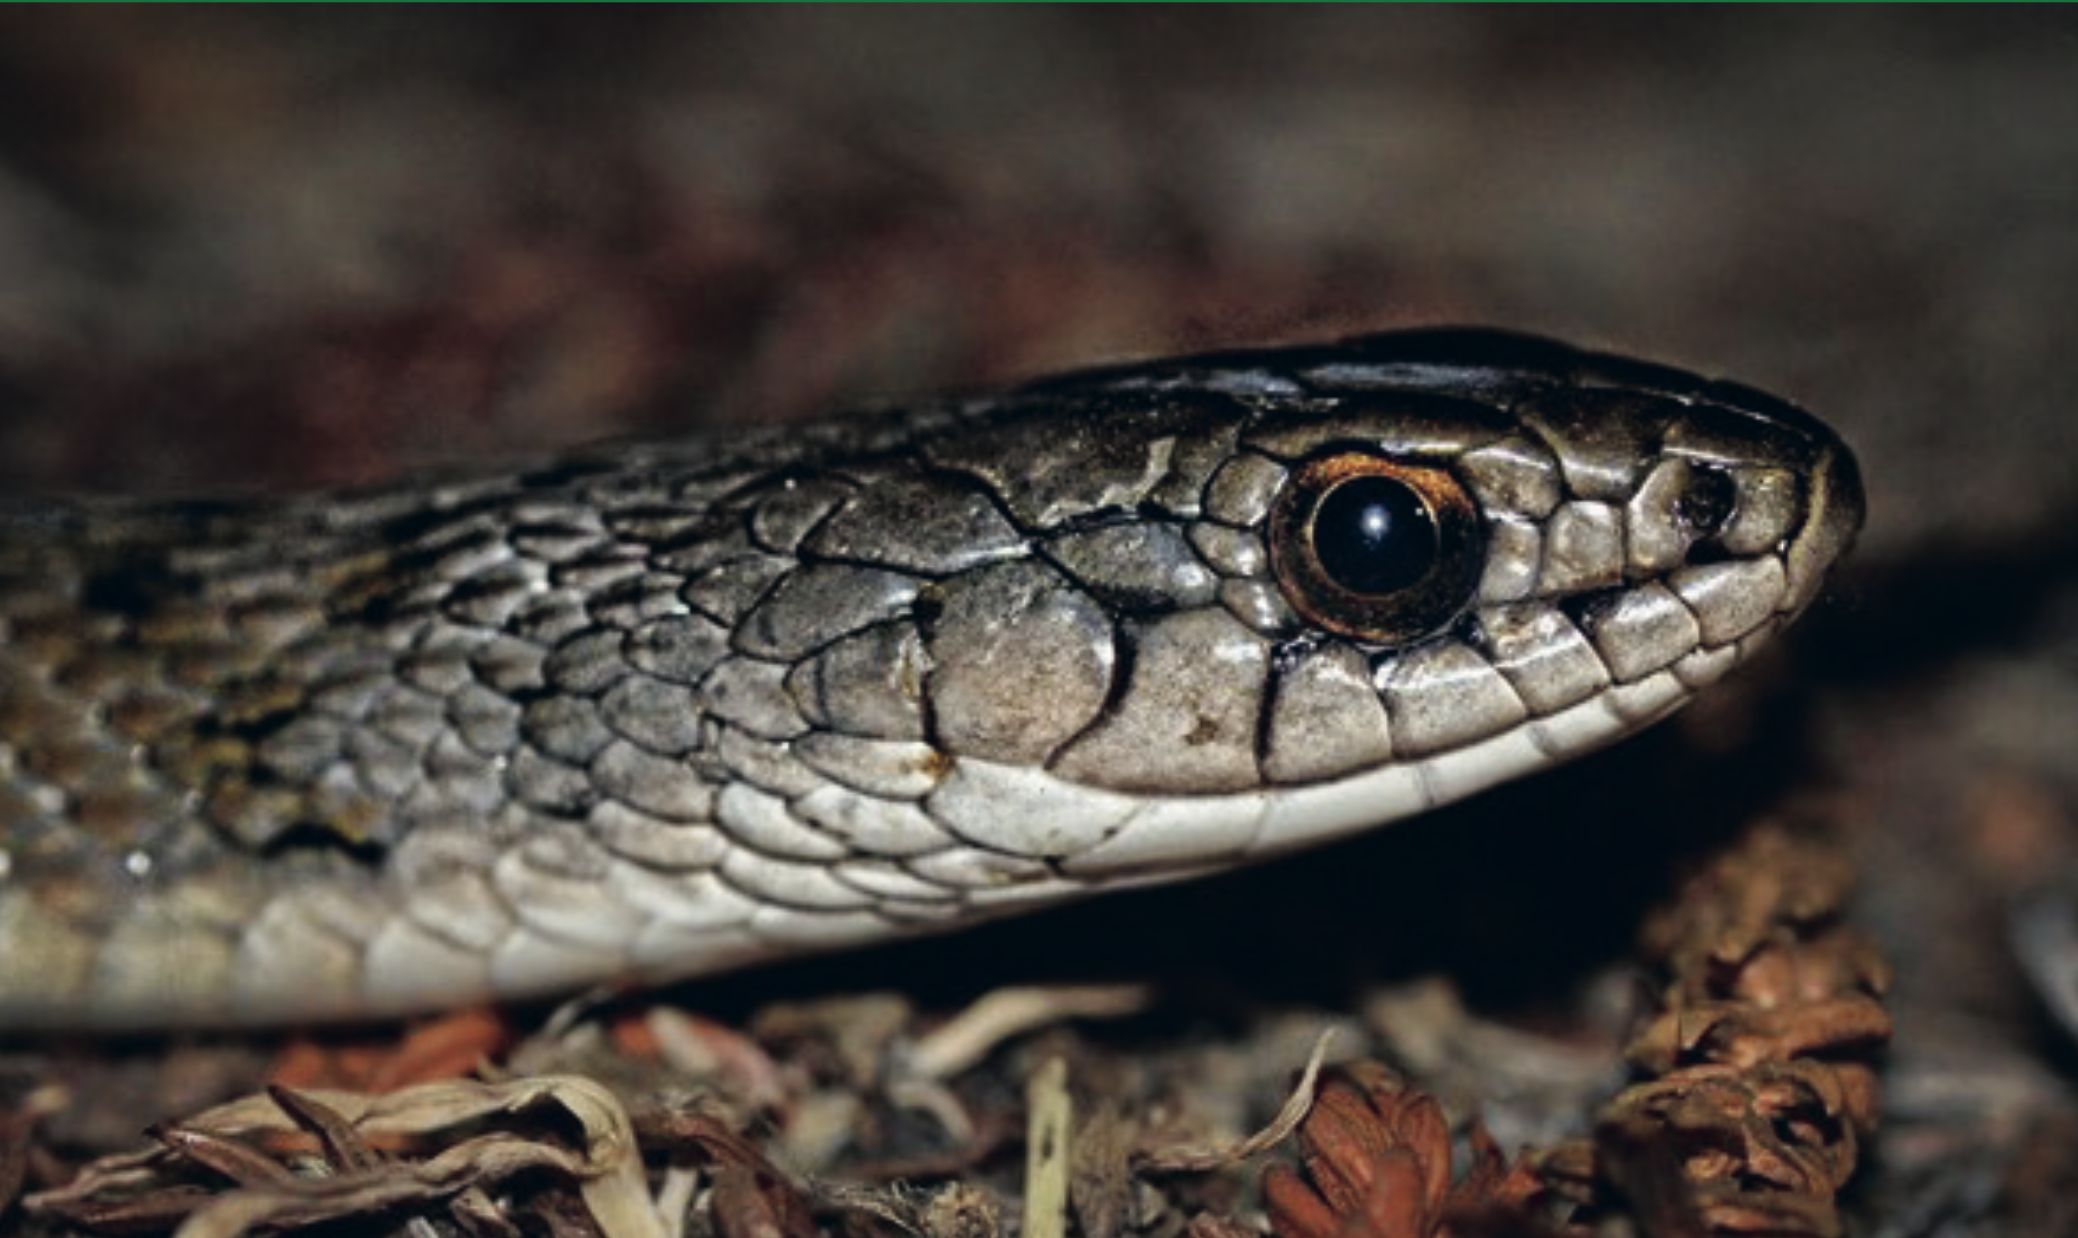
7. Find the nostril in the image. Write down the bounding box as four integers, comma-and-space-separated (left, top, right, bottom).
1675, 464, 1739, 539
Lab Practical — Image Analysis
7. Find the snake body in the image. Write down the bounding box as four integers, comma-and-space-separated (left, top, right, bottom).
0, 330, 1863, 1028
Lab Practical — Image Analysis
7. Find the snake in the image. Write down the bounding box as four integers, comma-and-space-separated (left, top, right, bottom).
0, 329, 1863, 1029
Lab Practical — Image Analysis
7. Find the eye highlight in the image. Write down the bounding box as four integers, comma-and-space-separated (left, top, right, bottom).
1267, 451, 1485, 644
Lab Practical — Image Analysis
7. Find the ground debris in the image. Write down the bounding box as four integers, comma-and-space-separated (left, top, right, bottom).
26, 1076, 665, 1238
1535, 817, 1892, 1237
1239, 817, 1894, 1238
1261, 1062, 1545, 1238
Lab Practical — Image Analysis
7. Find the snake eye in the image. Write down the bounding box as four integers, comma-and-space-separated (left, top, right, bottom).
1268, 451, 1485, 644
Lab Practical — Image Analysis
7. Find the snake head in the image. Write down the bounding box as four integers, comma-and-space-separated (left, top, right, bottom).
829, 329, 1867, 879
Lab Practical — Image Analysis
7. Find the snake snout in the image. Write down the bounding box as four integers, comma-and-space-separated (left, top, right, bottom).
1784, 437, 1865, 614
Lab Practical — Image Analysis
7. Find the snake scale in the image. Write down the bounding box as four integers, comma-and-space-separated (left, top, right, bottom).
0, 329, 1863, 1028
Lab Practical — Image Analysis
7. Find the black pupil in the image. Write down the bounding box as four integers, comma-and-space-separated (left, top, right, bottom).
1311, 475, 1437, 596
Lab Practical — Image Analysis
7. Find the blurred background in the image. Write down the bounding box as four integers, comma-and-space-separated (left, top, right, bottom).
2, 7, 2076, 1228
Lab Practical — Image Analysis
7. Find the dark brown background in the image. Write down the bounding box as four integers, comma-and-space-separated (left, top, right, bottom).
2, 8, 2075, 1228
